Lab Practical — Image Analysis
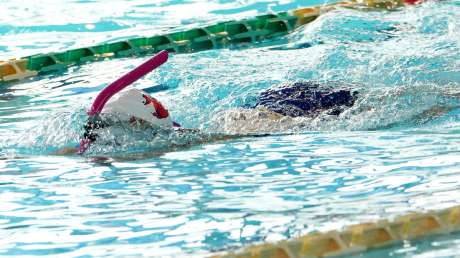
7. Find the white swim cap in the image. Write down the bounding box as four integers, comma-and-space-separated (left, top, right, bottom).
102, 88, 173, 128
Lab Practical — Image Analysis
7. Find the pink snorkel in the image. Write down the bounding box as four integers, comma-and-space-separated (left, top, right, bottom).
79, 50, 169, 153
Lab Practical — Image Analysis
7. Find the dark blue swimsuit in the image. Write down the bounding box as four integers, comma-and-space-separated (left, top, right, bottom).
255, 81, 358, 117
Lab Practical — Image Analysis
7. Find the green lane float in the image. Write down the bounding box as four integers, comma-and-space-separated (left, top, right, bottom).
0, 0, 411, 83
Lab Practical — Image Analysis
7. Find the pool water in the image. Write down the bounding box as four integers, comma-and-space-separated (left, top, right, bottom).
1, 0, 460, 257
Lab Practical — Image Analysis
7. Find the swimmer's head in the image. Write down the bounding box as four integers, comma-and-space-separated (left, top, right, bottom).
79, 51, 171, 154
81, 88, 179, 148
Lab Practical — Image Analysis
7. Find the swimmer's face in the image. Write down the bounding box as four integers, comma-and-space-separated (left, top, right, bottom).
82, 113, 179, 145
83, 118, 108, 143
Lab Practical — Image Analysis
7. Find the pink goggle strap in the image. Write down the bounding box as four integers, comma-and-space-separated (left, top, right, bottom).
88, 50, 169, 116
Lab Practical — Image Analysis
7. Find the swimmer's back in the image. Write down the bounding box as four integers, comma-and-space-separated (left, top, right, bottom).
255, 81, 358, 117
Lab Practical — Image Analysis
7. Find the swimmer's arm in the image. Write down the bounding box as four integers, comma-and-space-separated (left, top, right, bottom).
413, 90, 460, 120
52, 147, 79, 155
50, 127, 197, 156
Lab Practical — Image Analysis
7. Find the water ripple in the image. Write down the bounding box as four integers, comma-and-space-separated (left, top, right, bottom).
1, 0, 460, 257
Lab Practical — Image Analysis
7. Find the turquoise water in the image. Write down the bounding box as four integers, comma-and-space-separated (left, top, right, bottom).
1, 0, 460, 257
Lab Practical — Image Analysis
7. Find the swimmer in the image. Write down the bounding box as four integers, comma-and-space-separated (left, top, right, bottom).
56, 51, 358, 154
68, 81, 357, 154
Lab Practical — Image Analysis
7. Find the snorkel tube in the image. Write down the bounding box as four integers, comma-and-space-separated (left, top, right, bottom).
79, 50, 169, 154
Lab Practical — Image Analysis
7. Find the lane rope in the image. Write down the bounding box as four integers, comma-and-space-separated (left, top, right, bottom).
211, 205, 460, 258
0, 0, 415, 83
